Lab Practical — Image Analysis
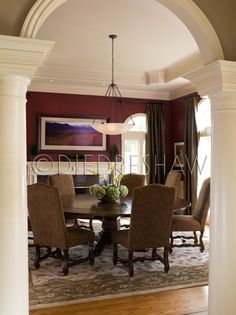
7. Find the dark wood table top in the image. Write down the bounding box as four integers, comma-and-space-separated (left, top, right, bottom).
62, 194, 190, 218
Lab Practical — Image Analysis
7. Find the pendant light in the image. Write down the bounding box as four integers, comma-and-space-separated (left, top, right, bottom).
92, 35, 134, 135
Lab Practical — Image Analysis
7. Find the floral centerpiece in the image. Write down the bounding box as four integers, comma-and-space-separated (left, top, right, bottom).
89, 183, 128, 202
89, 163, 128, 202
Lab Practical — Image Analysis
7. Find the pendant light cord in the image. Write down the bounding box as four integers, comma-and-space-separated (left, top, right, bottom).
111, 35, 115, 85
105, 34, 135, 126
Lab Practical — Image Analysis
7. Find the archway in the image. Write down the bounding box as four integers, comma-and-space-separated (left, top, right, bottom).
19, 2, 236, 315
20, 0, 224, 66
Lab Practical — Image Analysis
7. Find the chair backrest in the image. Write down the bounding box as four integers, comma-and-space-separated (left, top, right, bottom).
49, 174, 75, 195
27, 183, 68, 248
128, 184, 175, 250
165, 171, 181, 198
192, 178, 210, 228
120, 174, 146, 196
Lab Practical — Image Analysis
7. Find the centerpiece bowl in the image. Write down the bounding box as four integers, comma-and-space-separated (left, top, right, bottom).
89, 184, 128, 202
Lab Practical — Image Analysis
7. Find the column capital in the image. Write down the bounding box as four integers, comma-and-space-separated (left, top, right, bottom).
184, 60, 236, 97
0, 35, 54, 79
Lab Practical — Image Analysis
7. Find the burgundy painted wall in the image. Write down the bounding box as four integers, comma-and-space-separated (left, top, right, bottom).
27, 92, 147, 161
26, 91, 185, 172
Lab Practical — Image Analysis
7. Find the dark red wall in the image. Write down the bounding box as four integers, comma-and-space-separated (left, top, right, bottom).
26, 91, 185, 172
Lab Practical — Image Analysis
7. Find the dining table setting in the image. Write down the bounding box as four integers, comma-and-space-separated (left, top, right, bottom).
62, 194, 190, 256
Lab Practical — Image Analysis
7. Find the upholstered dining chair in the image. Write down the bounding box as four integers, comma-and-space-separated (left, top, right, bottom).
170, 177, 210, 253
49, 174, 75, 195
112, 184, 175, 277
165, 171, 182, 198
49, 174, 94, 229
118, 173, 146, 229
27, 183, 95, 275
120, 173, 146, 196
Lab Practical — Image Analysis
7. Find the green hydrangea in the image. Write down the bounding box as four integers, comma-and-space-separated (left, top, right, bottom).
119, 185, 128, 198
107, 186, 120, 200
89, 184, 106, 199
89, 183, 128, 202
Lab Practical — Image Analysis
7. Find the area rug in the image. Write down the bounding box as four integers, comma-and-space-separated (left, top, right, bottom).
29, 225, 209, 310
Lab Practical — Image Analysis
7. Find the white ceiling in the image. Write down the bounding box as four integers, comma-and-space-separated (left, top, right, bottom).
29, 0, 201, 99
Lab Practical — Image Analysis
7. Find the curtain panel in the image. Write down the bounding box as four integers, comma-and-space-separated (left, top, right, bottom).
146, 103, 165, 184
184, 95, 199, 212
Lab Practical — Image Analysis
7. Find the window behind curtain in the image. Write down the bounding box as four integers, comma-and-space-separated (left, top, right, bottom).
196, 97, 211, 195
122, 114, 146, 174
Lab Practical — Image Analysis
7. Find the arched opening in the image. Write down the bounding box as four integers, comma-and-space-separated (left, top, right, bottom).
19, 1, 231, 314
122, 113, 147, 174
21, 0, 224, 65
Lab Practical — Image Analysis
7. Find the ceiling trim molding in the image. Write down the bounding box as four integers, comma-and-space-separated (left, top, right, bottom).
28, 81, 171, 100
20, 0, 68, 38
184, 60, 236, 96
157, 0, 224, 64
165, 53, 203, 82
169, 83, 197, 100
0, 35, 55, 77
28, 79, 200, 101
36, 65, 146, 85
147, 53, 203, 84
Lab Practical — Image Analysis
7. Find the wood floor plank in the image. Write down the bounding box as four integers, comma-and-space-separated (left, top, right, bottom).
30, 285, 208, 315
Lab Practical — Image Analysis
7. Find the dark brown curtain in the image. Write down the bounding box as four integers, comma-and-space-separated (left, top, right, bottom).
184, 95, 199, 212
146, 104, 165, 184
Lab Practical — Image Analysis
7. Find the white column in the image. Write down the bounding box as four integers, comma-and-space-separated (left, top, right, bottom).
209, 92, 236, 314
185, 61, 236, 315
0, 75, 30, 315
0, 36, 54, 315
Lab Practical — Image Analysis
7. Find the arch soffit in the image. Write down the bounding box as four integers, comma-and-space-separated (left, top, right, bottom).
20, 0, 224, 66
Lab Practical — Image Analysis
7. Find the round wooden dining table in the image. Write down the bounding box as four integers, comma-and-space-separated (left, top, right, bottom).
62, 194, 190, 256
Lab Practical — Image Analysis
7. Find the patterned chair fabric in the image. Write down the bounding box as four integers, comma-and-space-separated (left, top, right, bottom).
120, 174, 146, 196
113, 184, 175, 276
165, 171, 182, 198
27, 183, 95, 275
49, 174, 75, 195
170, 177, 210, 253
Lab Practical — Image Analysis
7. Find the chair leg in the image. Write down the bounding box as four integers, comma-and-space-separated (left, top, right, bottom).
63, 249, 69, 276
164, 247, 169, 273
55, 248, 62, 257
113, 242, 118, 265
128, 251, 134, 277
89, 241, 95, 266
169, 233, 173, 253
199, 230, 205, 252
152, 248, 157, 260
89, 217, 94, 231
34, 244, 40, 269
193, 231, 198, 245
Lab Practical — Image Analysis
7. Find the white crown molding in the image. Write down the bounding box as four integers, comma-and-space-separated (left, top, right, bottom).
0, 35, 54, 77
28, 80, 171, 100
32, 64, 174, 99
169, 83, 197, 100
157, 0, 224, 64
36, 65, 146, 86
147, 53, 203, 84
146, 70, 166, 84
184, 60, 236, 96
165, 53, 203, 82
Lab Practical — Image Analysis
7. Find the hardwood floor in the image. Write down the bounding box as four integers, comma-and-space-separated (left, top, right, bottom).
30, 285, 208, 315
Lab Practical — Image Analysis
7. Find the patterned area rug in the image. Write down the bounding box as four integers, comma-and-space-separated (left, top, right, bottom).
29, 224, 209, 310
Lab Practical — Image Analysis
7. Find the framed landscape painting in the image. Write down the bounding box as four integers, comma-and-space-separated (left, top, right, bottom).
39, 115, 107, 151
